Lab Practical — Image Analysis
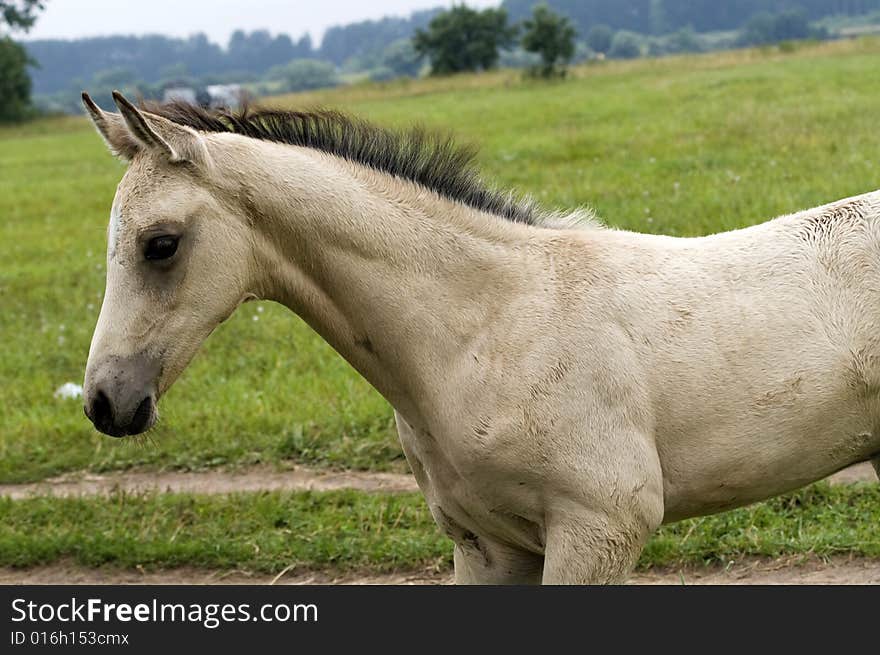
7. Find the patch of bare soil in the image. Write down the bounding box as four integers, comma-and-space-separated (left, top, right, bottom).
0, 563, 452, 586
0, 465, 418, 499
630, 556, 880, 585
3, 557, 879, 585
1, 461, 873, 501
826, 461, 877, 484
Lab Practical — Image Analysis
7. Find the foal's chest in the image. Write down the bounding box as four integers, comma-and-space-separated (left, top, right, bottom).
395, 413, 545, 554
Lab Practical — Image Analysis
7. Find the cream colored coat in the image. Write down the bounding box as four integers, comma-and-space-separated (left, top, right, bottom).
81, 93, 880, 584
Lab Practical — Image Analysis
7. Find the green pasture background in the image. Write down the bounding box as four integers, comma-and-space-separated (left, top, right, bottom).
2, 38, 880, 574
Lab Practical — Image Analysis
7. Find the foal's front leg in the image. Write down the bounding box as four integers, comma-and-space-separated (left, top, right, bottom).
541, 504, 660, 584
541, 432, 665, 585
453, 537, 544, 585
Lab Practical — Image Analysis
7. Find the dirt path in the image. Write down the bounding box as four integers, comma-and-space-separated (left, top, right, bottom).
629, 556, 880, 585
3, 556, 879, 585
1, 461, 874, 500
1, 462, 876, 585
0, 564, 452, 586
0, 465, 418, 499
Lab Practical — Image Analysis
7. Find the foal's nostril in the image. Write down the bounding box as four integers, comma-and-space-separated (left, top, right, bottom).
87, 389, 127, 438
91, 389, 114, 426
127, 396, 153, 435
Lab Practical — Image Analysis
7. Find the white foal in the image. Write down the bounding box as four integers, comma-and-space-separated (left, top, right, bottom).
81, 92, 880, 584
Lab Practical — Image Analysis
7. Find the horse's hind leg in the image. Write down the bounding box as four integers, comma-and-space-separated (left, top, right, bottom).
453, 538, 544, 585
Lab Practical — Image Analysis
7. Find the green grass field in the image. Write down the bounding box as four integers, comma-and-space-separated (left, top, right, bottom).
2, 483, 878, 573
3, 38, 880, 576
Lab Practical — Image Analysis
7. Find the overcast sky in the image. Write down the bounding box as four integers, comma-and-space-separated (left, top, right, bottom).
20, 0, 501, 46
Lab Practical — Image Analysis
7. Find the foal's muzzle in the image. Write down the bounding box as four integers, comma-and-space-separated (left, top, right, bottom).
84, 390, 156, 438
83, 353, 160, 438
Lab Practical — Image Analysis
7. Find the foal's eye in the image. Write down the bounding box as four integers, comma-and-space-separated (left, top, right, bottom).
144, 236, 179, 261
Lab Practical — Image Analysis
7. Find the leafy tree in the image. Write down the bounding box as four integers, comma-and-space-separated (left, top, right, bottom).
608, 30, 643, 59
0, 36, 31, 120
226, 30, 315, 74
228, 30, 273, 71
586, 24, 613, 54
293, 34, 313, 59
778, 10, 827, 41
179, 33, 225, 76
413, 6, 518, 75
737, 9, 822, 46
498, 46, 541, 69
320, 9, 438, 66
521, 3, 577, 77
201, 69, 260, 85
267, 59, 338, 93
649, 0, 668, 35
380, 39, 424, 78
92, 67, 137, 89
646, 25, 704, 56
739, 12, 782, 45
668, 26, 702, 53
0, 0, 44, 122
367, 66, 397, 82
1, 0, 43, 31
158, 62, 194, 87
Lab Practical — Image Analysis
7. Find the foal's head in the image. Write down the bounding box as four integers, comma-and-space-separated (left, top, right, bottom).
82, 92, 255, 437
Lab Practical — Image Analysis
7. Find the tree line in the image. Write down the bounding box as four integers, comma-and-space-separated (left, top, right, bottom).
412, 2, 836, 76
502, 0, 880, 34
3, 0, 880, 122
22, 9, 440, 98
24, 30, 313, 96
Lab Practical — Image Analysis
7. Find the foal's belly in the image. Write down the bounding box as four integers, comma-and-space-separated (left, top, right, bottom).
637, 293, 880, 522
657, 401, 880, 523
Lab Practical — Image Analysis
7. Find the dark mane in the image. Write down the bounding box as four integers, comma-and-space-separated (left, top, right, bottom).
143, 101, 538, 224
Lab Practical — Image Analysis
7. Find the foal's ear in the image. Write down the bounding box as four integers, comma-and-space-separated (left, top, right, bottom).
82, 91, 209, 167
82, 92, 140, 161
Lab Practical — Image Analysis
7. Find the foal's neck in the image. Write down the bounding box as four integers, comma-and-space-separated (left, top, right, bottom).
225, 139, 543, 421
